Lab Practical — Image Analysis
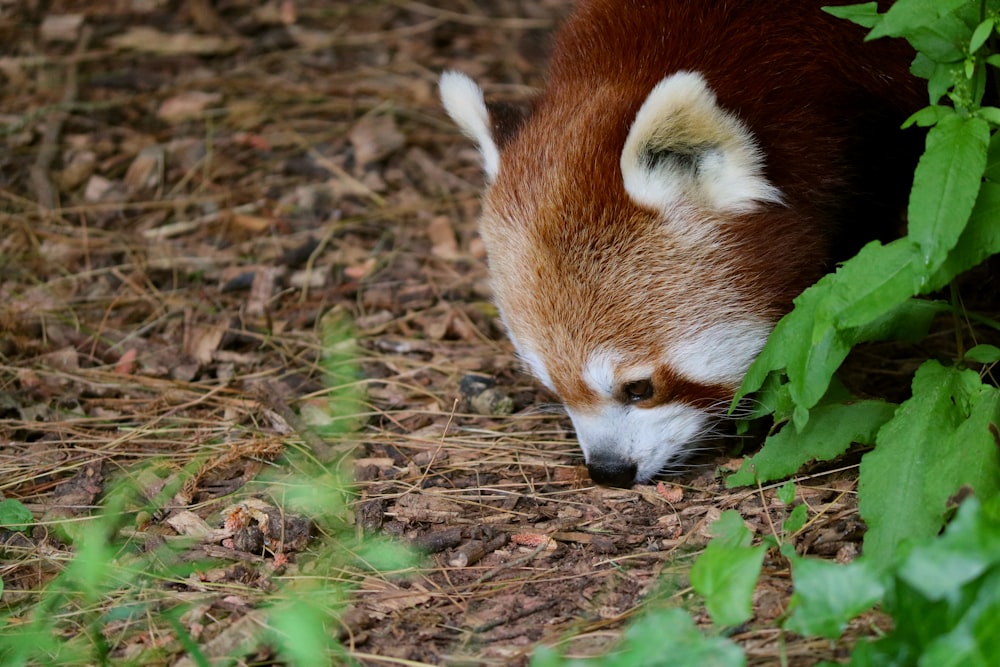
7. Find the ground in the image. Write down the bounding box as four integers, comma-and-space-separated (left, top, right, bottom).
0, 1, 934, 665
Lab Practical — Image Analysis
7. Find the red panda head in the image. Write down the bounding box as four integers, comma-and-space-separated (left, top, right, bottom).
440, 70, 819, 486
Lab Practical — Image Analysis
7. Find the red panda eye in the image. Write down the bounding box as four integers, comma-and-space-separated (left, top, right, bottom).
622, 379, 654, 403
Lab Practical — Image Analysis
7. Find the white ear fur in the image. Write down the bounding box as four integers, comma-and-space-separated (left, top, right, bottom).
621, 71, 783, 214
439, 71, 500, 181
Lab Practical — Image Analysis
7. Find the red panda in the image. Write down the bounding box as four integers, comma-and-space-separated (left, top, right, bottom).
440, 0, 925, 487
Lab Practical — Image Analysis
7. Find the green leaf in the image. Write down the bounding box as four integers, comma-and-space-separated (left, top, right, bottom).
821, 3, 882, 29
619, 608, 748, 667
620, 609, 746, 667
859, 361, 1000, 566
727, 400, 896, 488
690, 540, 766, 628
904, 104, 956, 128
785, 555, 885, 639
931, 181, 1000, 284
269, 599, 335, 667
783, 504, 809, 536
737, 371, 795, 423
911, 51, 936, 78
688, 511, 763, 628
530, 646, 565, 667
707, 509, 754, 549
354, 537, 417, 571
901, 14, 972, 63
919, 578, 1000, 667
868, 0, 967, 40
979, 106, 1000, 126
895, 497, 1000, 601
777, 481, 796, 506
970, 18, 995, 53
907, 114, 989, 267
966, 344, 1000, 363
0, 499, 33, 533
820, 240, 928, 330
926, 61, 964, 102
737, 278, 939, 427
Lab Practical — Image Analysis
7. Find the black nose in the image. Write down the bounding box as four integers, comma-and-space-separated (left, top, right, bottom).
587, 456, 637, 488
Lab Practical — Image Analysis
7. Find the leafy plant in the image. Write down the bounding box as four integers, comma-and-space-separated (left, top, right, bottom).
731, 0, 1000, 568
797, 495, 1000, 666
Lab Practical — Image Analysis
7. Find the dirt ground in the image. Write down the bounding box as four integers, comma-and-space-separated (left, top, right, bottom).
0, 1, 926, 665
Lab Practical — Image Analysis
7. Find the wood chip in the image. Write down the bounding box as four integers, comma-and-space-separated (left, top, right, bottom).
158, 91, 223, 124
349, 114, 405, 169
109, 26, 241, 55
427, 215, 459, 259
656, 482, 685, 503
394, 492, 463, 523
447, 533, 509, 567
40, 14, 84, 42
359, 577, 432, 615
510, 533, 557, 550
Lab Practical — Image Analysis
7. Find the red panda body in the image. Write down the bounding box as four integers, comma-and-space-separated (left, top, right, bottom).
441, 1, 925, 486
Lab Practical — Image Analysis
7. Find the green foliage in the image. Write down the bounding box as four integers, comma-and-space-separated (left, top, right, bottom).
849, 496, 1000, 665
689, 511, 766, 627
737, 294, 940, 431
785, 556, 885, 639
0, 499, 32, 533
727, 400, 896, 487
531, 608, 745, 667
907, 113, 989, 265
736, 0, 1000, 568
786, 496, 1000, 664
781, 503, 809, 536
859, 361, 1000, 564
966, 343, 1000, 362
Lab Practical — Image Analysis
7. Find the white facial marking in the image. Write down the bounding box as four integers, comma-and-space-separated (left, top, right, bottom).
665, 321, 772, 386
620, 71, 783, 217
500, 317, 556, 392
439, 71, 500, 181
581, 349, 628, 398
519, 347, 555, 393
567, 402, 709, 482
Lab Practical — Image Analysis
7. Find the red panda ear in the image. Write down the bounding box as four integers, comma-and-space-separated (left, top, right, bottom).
440, 71, 503, 181
620, 71, 783, 215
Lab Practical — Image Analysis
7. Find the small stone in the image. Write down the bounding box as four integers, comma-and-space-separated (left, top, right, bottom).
470, 387, 514, 416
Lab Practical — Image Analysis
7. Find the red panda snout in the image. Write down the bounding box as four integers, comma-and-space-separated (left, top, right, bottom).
553, 335, 766, 485
440, 0, 923, 486
586, 454, 638, 489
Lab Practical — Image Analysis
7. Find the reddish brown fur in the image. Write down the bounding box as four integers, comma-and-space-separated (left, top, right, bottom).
478, 0, 924, 406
